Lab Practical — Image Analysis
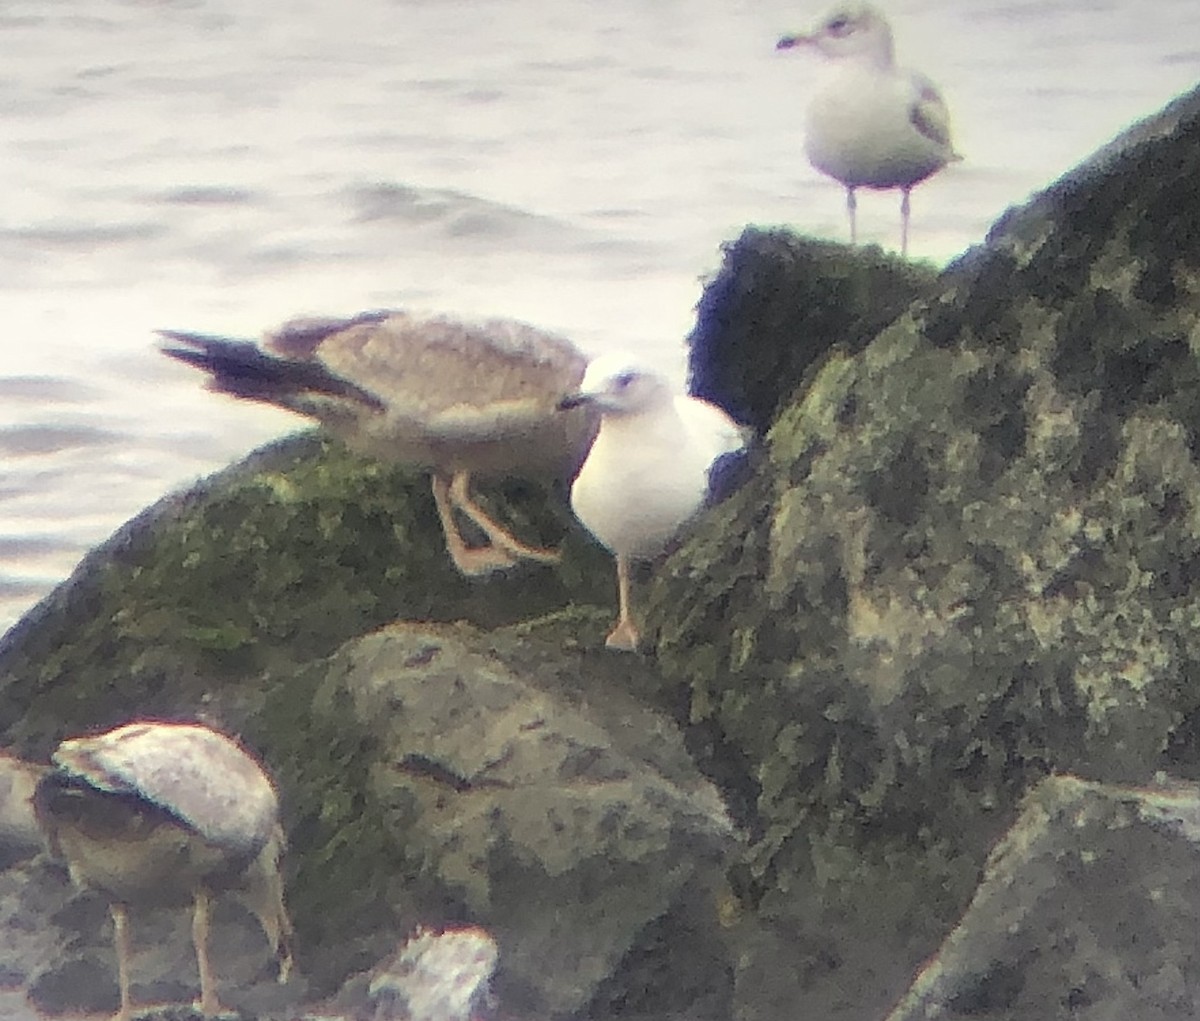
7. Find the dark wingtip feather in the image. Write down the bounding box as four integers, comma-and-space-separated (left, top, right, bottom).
158, 328, 386, 412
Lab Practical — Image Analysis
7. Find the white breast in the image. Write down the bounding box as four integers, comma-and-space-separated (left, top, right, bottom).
570, 395, 743, 560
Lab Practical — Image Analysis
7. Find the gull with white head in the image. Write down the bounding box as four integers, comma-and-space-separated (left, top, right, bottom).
559, 354, 747, 652
777, 1, 959, 256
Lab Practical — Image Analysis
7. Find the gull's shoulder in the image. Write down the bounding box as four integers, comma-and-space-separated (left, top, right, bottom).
904, 69, 956, 153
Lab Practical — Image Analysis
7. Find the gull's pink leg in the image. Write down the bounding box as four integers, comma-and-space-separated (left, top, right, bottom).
605, 554, 641, 651
430, 473, 519, 575
448, 471, 560, 564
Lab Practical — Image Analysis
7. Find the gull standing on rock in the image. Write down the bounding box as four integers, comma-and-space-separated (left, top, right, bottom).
32, 721, 293, 1021
161, 310, 599, 577
776, 1, 959, 256
559, 355, 747, 652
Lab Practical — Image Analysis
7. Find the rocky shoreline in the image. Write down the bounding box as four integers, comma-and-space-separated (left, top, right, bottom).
1, 83, 1199, 1021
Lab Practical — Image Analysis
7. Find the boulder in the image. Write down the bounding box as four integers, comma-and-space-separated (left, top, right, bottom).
886, 774, 1200, 1021
649, 82, 1200, 1018
688, 230, 939, 434
0, 613, 734, 1020
0, 433, 612, 756
275, 619, 735, 1016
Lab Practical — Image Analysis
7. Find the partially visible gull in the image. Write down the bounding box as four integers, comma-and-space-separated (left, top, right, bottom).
777, 1, 959, 256
558, 354, 747, 652
161, 310, 599, 576
367, 926, 499, 1021
33, 721, 293, 1021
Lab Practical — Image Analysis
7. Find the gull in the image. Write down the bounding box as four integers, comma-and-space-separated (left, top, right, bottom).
161, 310, 598, 576
367, 927, 499, 1021
776, 1, 959, 256
32, 720, 293, 1021
558, 354, 747, 652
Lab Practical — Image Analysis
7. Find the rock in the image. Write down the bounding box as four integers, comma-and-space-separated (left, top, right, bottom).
0, 432, 613, 757
0, 615, 734, 1021
687, 230, 939, 434
284, 620, 735, 1017
0, 753, 43, 869
649, 83, 1200, 1018
886, 774, 1200, 1021
339, 927, 499, 1021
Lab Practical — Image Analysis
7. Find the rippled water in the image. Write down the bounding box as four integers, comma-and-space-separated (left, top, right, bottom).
1, 0, 1198, 634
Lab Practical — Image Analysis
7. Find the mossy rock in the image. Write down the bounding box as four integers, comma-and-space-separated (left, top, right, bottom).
687, 229, 940, 433
648, 83, 1200, 1019
0, 432, 614, 755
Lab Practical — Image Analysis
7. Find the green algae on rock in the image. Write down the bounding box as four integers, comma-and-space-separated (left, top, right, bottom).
651, 83, 1200, 1019
0, 433, 612, 755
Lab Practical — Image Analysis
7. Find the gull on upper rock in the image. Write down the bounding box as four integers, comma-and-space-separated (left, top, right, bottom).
161, 310, 599, 577
558, 354, 748, 652
776, 1, 959, 256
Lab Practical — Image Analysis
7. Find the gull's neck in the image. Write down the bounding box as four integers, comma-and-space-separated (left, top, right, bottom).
597, 392, 681, 440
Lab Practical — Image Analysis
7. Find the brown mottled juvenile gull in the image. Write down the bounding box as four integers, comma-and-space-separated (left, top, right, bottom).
776, 1, 959, 256
33, 721, 293, 1021
161, 310, 599, 576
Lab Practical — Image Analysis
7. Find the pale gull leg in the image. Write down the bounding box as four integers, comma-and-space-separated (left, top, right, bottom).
110, 903, 134, 1021
448, 471, 561, 565
253, 856, 294, 984
900, 187, 911, 258
430, 474, 519, 575
605, 553, 641, 652
846, 186, 858, 245
193, 887, 223, 1017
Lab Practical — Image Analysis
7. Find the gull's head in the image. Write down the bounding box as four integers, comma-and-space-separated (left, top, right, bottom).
776, 2, 894, 65
557, 354, 673, 416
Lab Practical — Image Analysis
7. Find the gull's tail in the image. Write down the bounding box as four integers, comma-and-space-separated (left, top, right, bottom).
159, 330, 386, 415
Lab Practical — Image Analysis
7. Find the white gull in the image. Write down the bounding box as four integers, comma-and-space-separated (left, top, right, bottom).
558, 354, 747, 652
776, 1, 959, 256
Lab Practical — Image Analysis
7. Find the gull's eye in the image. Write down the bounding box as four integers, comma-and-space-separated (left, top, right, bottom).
827, 14, 852, 34
614, 371, 637, 389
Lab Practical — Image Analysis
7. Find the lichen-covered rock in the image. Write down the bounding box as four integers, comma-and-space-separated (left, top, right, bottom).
0, 433, 612, 756
649, 83, 1200, 1019
0, 614, 733, 1021
886, 774, 1200, 1021
687, 230, 939, 433
290, 620, 734, 1018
